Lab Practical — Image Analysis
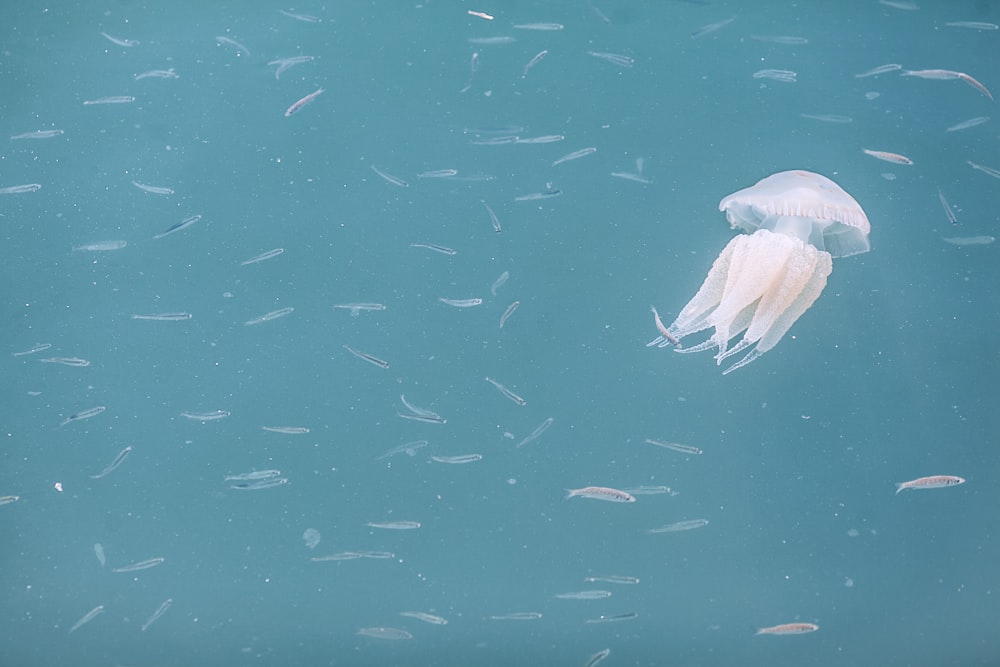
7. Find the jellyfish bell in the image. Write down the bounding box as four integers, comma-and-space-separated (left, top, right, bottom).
719, 170, 871, 258
662, 170, 870, 374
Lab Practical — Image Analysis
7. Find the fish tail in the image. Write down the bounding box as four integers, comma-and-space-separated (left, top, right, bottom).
894, 483, 905, 495
564, 489, 576, 500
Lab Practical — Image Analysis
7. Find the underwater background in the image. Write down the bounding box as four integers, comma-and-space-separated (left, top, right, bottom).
2, 1, 998, 665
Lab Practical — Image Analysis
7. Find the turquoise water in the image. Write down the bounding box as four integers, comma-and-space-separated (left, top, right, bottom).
2, 1, 998, 665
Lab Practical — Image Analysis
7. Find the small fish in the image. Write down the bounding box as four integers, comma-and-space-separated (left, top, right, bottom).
40, 356, 90, 367
356, 627, 413, 640
585, 649, 612, 667
375, 440, 428, 461
481, 200, 502, 232
522, 49, 548, 78
333, 302, 387, 316
895, 475, 965, 494
937, 188, 957, 225
565, 486, 636, 503
82, 96, 135, 105
261, 426, 310, 435
230, 477, 288, 490
645, 438, 701, 455
131, 180, 174, 195
134, 68, 179, 80
646, 519, 709, 533
438, 297, 482, 308
854, 63, 902, 78
111, 556, 165, 573
430, 454, 482, 464
367, 520, 421, 530
649, 305, 681, 347
585, 612, 638, 624
89, 446, 133, 479
752, 69, 797, 83
623, 485, 674, 496
862, 149, 913, 165
800, 114, 853, 124
416, 169, 458, 178
180, 410, 230, 421
370, 165, 409, 188
12, 343, 52, 356
397, 412, 446, 425
224, 470, 281, 482
516, 417, 553, 448
240, 248, 284, 265
100, 32, 139, 47
60, 406, 106, 427
584, 575, 640, 585
553, 590, 613, 600
399, 395, 441, 420
342, 344, 390, 369
755, 622, 819, 636
900, 69, 994, 101
69, 605, 105, 634
690, 15, 737, 39
279, 9, 322, 23
0, 184, 42, 194
966, 160, 1000, 180
216, 35, 250, 56
410, 243, 456, 255
499, 301, 520, 329
490, 271, 510, 295
512, 22, 564, 30
943, 21, 998, 31
284, 87, 324, 117
131, 312, 192, 321
153, 214, 202, 240
945, 116, 989, 133
141, 598, 173, 632
73, 240, 127, 251
489, 612, 542, 621
244, 307, 294, 326
268, 56, 316, 80
515, 134, 565, 145
399, 611, 447, 625
484, 377, 527, 406
943, 235, 995, 246
10, 129, 64, 140
552, 147, 597, 167
610, 171, 651, 184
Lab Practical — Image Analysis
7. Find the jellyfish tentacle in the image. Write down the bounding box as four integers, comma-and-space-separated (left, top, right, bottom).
674, 338, 718, 355
721, 348, 764, 375
669, 237, 739, 338
754, 251, 831, 354
744, 241, 817, 346
708, 230, 795, 358
716, 336, 755, 366
710, 301, 756, 359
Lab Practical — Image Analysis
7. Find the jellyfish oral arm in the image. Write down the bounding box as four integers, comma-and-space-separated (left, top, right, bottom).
666, 230, 832, 373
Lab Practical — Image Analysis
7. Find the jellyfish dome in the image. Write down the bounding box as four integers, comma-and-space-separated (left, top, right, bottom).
661, 170, 870, 374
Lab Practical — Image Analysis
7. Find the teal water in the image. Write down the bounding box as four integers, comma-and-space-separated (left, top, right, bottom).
2, 1, 998, 665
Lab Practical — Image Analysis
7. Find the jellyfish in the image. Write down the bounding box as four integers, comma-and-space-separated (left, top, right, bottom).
661, 170, 870, 374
